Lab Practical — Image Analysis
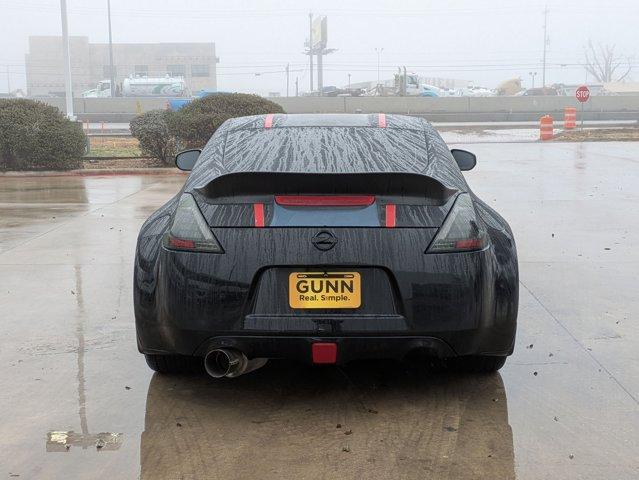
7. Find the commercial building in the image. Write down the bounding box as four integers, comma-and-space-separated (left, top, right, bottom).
25, 36, 218, 96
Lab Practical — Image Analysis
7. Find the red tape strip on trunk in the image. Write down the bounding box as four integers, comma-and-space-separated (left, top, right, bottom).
253, 203, 265, 227
385, 204, 396, 228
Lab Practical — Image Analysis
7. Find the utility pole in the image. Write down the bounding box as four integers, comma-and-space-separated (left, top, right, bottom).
286, 63, 290, 97
295, 77, 299, 97
542, 5, 548, 87
59, 0, 74, 119
5, 65, 10, 93
347, 73, 351, 91
107, 0, 116, 97
308, 13, 313, 93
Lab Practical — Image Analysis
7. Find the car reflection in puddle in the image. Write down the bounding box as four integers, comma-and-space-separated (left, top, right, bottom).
140, 360, 514, 480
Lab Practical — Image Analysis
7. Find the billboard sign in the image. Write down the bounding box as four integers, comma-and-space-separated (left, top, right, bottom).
311, 16, 327, 50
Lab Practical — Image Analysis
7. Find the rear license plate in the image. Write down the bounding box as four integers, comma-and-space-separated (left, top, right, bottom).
289, 272, 361, 309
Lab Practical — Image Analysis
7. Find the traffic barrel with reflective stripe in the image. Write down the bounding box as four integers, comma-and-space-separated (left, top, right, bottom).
540, 115, 554, 140
564, 107, 576, 129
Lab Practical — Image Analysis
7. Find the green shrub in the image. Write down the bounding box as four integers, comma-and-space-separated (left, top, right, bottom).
130, 109, 176, 165
169, 93, 285, 148
0, 99, 86, 171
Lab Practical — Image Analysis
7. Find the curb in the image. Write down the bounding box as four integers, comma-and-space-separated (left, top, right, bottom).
0, 168, 186, 177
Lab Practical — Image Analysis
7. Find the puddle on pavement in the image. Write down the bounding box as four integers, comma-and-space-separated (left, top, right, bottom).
139, 362, 515, 480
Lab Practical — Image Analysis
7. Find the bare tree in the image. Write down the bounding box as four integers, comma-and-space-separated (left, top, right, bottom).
584, 40, 632, 83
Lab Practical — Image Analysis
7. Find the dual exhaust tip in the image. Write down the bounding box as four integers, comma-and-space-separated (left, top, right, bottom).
204, 348, 267, 379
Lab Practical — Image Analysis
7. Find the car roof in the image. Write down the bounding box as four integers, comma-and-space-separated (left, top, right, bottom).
222, 113, 428, 131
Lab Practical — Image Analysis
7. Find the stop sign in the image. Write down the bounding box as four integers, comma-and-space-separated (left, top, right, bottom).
576, 85, 590, 103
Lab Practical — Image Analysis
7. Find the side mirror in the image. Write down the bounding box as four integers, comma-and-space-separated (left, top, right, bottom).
175, 149, 201, 171
451, 149, 477, 171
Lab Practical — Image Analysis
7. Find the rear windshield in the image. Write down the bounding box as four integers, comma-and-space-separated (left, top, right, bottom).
222, 127, 430, 175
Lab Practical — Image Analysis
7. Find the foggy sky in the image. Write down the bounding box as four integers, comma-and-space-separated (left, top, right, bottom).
1, 0, 637, 95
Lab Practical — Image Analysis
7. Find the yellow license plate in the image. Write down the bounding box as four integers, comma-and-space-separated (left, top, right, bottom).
289, 272, 361, 309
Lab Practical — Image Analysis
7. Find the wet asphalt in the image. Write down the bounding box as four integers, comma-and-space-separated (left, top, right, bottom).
0, 141, 638, 479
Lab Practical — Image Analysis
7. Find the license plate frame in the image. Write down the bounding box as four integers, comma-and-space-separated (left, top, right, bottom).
288, 272, 361, 309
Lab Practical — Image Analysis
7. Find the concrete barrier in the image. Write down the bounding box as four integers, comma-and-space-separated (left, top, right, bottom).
30, 95, 639, 123
275, 97, 345, 113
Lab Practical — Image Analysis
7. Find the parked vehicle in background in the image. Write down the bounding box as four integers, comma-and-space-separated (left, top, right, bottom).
554, 84, 605, 96
391, 72, 442, 97
437, 87, 459, 96
518, 87, 558, 96
495, 78, 523, 96
420, 85, 440, 97
82, 76, 187, 98
458, 85, 495, 97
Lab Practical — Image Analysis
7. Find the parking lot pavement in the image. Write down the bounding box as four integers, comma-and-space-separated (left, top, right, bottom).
0, 141, 638, 479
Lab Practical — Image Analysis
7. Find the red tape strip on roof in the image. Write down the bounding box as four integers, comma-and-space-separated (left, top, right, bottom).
264, 114, 274, 129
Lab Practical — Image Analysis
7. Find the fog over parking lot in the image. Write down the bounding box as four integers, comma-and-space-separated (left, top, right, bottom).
1, 0, 638, 96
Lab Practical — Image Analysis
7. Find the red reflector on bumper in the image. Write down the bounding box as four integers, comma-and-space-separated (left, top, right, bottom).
312, 343, 337, 364
168, 237, 195, 249
455, 238, 483, 249
275, 195, 375, 206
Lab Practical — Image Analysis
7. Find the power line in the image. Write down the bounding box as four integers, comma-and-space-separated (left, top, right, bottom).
3, 1, 639, 18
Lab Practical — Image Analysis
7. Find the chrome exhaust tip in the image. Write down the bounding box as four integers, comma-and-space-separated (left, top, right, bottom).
204, 348, 267, 379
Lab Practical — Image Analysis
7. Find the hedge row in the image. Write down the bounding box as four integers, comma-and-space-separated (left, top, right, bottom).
0, 99, 86, 171
0, 94, 284, 170
130, 93, 285, 165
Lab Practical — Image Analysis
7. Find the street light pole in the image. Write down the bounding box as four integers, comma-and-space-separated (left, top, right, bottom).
375, 47, 383, 93
529, 71, 537, 89
107, 0, 116, 97
286, 63, 290, 97
59, 0, 74, 119
542, 5, 548, 87
348, 73, 351, 91
308, 13, 313, 93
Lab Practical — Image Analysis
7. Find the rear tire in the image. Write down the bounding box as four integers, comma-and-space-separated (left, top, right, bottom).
144, 354, 201, 374
448, 355, 507, 373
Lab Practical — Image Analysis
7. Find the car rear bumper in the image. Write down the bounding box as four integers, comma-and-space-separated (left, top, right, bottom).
139, 324, 514, 361
135, 236, 518, 360
191, 335, 457, 364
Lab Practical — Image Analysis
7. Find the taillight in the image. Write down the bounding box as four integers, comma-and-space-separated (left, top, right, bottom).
163, 194, 223, 253
274, 195, 375, 206
426, 193, 487, 253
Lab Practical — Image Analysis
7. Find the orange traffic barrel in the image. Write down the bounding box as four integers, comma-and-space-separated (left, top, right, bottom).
540, 115, 554, 140
564, 107, 576, 129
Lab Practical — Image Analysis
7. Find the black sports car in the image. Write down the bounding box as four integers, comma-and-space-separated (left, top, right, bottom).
134, 114, 518, 378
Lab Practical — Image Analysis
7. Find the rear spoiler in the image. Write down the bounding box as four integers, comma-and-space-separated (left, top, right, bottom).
193, 172, 457, 205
